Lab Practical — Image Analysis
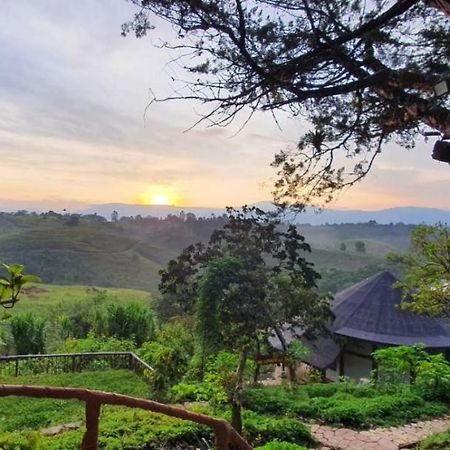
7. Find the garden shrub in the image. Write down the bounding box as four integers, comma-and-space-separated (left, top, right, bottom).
0, 431, 39, 450
103, 302, 157, 346
169, 382, 210, 403
255, 440, 308, 450
240, 411, 314, 446
415, 353, 450, 402
10, 313, 46, 354
418, 430, 450, 450
373, 345, 429, 387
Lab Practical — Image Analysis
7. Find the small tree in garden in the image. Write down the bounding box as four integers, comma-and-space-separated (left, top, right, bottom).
159, 207, 332, 433
388, 223, 450, 316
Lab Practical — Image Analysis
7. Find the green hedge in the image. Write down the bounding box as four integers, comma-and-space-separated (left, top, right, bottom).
243, 384, 449, 428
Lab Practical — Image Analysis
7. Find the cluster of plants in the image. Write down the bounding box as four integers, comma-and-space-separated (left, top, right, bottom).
1, 287, 156, 355
242, 383, 448, 429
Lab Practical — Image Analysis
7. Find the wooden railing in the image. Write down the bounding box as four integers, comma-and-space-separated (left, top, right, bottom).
0, 352, 153, 379
0, 385, 253, 450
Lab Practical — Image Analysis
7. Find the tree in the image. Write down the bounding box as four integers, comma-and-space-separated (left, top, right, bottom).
111, 210, 119, 222
159, 207, 332, 432
123, 0, 449, 205
355, 240, 366, 253
388, 223, 450, 315
340, 242, 347, 252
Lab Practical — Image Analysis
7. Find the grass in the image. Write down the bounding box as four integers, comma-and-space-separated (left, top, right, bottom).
0, 370, 209, 450
417, 430, 450, 449
0, 370, 151, 432
9, 283, 152, 319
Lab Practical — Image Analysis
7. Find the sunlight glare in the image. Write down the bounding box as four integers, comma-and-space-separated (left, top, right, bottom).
139, 185, 181, 206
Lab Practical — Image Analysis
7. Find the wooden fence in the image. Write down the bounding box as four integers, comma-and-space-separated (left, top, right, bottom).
0, 384, 253, 450
0, 352, 153, 379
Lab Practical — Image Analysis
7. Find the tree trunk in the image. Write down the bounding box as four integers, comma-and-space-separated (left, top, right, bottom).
253, 337, 261, 384
231, 346, 249, 434
273, 325, 297, 384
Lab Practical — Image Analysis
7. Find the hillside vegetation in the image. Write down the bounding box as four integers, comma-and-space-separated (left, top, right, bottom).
0, 211, 414, 294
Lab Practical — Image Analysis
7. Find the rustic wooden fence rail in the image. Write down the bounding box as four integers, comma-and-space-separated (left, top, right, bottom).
0, 352, 153, 378
0, 385, 253, 450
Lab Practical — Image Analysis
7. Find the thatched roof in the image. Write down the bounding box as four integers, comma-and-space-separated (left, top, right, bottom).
269, 271, 450, 370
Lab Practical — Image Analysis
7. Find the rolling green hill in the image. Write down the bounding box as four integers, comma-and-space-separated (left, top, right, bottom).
0, 212, 413, 295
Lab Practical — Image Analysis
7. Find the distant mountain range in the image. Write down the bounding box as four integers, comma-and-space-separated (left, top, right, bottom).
79, 202, 450, 225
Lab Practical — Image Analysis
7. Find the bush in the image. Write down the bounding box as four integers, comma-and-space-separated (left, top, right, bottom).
415, 353, 450, 402
418, 430, 450, 450
10, 313, 46, 354
255, 440, 308, 450
243, 383, 449, 429
169, 382, 210, 403
241, 411, 314, 446
58, 333, 135, 353
103, 302, 156, 346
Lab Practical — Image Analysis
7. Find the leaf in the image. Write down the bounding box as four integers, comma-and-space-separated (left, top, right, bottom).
20, 275, 42, 284
6, 264, 24, 277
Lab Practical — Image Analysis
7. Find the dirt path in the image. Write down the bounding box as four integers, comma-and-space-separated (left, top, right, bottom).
312, 416, 450, 450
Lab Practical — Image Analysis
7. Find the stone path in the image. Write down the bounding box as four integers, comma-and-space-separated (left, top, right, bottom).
312, 417, 450, 450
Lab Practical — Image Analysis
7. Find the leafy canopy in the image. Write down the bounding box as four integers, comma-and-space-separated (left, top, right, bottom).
124, 0, 450, 205
388, 223, 450, 315
159, 207, 332, 351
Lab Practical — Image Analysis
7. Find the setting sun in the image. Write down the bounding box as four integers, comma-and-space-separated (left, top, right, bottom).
151, 194, 170, 205
139, 185, 181, 206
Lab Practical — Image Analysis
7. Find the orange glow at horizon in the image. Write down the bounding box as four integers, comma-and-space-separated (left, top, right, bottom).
138, 185, 182, 206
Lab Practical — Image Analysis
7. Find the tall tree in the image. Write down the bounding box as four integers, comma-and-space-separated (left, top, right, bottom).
159, 207, 332, 432
123, 0, 449, 205
388, 222, 450, 316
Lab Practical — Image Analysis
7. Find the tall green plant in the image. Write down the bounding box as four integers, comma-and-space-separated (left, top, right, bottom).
104, 302, 156, 346
10, 313, 46, 354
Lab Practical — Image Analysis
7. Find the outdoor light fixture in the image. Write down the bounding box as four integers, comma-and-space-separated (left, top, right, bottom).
432, 135, 450, 164
434, 78, 450, 97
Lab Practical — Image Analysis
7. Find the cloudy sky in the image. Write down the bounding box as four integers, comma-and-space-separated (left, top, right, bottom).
1, 0, 449, 211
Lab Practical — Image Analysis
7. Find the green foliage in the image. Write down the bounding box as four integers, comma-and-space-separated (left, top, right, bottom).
103, 302, 156, 346
373, 345, 429, 386
0, 371, 149, 434
354, 241, 366, 253
0, 263, 41, 309
373, 345, 450, 401
255, 440, 308, 450
243, 383, 448, 429
10, 313, 46, 354
57, 333, 135, 353
388, 223, 450, 315
415, 353, 450, 402
169, 382, 210, 403
239, 411, 313, 446
138, 342, 185, 398
418, 429, 450, 450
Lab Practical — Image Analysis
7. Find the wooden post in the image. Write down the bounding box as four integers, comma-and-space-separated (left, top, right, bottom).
81, 399, 101, 450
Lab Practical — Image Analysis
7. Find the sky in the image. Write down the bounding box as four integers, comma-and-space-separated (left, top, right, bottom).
1, 0, 449, 212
